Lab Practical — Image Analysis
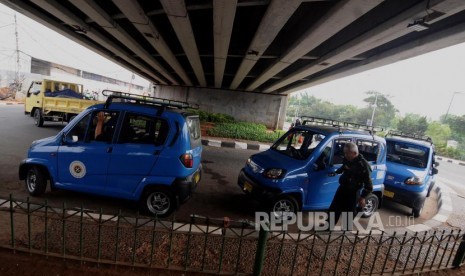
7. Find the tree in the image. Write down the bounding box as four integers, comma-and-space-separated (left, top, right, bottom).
425, 122, 451, 146
397, 113, 428, 135
360, 91, 398, 127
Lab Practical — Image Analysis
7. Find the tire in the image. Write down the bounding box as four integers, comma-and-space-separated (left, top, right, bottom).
361, 194, 379, 218
426, 182, 435, 197
412, 205, 423, 218
34, 109, 44, 127
140, 188, 175, 218
270, 195, 299, 220
26, 166, 47, 196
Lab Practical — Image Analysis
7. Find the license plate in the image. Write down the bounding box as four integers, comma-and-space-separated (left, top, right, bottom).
244, 181, 253, 192
384, 190, 394, 198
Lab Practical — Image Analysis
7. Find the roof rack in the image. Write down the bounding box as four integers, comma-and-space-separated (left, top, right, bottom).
385, 130, 433, 143
101, 90, 199, 110
300, 116, 384, 133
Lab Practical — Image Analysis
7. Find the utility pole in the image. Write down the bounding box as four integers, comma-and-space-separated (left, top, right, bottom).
14, 13, 20, 93
445, 92, 464, 121
369, 92, 379, 126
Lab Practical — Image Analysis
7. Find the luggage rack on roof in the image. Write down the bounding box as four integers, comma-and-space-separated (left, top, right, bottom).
385, 130, 433, 144
300, 116, 384, 134
101, 90, 199, 110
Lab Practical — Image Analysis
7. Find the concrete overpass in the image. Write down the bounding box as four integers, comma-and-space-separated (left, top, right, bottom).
2, 0, 465, 128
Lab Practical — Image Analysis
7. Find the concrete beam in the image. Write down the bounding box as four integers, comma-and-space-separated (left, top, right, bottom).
29, 0, 167, 84
283, 19, 465, 95
230, 0, 302, 90
265, 0, 465, 92
160, 0, 207, 87
68, 0, 179, 85
246, 0, 384, 91
112, 0, 193, 86
213, 0, 237, 88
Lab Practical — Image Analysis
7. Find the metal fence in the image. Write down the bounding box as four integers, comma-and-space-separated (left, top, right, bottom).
0, 195, 464, 275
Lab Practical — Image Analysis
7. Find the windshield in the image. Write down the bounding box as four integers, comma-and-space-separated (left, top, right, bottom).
271, 128, 326, 160
386, 141, 429, 168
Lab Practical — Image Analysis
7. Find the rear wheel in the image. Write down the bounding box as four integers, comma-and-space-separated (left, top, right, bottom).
361, 194, 379, 218
34, 109, 44, 127
26, 166, 47, 196
140, 188, 175, 218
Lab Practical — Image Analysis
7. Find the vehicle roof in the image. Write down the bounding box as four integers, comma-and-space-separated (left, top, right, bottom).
294, 124, 384, 141
386, 136, 433, 148
90, 102, 196, 117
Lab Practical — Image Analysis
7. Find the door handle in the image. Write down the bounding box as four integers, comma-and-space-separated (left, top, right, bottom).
107, 146, 113, 153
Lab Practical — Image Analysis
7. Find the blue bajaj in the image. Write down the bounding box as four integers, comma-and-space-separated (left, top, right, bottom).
384, 131, 439, 217
238, 117, 386, 218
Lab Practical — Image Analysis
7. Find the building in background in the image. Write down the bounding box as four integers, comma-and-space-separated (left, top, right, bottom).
0, 56, 150, 101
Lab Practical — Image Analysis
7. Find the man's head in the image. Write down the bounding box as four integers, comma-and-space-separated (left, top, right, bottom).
343, 142, 359, 161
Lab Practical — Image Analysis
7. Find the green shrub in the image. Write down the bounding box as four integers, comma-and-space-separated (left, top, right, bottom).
189, 109, 234, 123
207, 122, 286, 143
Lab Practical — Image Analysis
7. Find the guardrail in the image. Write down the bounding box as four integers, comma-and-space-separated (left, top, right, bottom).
0, 195, 464, 275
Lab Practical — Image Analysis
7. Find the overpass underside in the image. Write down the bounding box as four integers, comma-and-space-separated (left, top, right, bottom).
3, 0, 465, 128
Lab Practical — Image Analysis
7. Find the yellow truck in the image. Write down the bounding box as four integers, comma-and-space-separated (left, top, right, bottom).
24, 79, 101, 127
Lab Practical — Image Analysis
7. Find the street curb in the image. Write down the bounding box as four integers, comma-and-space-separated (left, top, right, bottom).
202, 137, 454, 234
403, 181, 452, 233
436, 156, 465, 166
0, 101, 23, 105
201, 138, 269, 151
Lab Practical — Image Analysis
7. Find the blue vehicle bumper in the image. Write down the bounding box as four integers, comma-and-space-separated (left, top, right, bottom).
383, 184, 427, 210
238, 169, 281, 201
174, 165, 202, 203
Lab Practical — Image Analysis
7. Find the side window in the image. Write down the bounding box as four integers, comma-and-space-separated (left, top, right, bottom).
356, 140, 379, 163
89, 111, 120, 143
332, 138, 352, 165
67, 113, 91, 142
117, 113, 169, 145
316, 143, 332, 169
186, 116, 201, 148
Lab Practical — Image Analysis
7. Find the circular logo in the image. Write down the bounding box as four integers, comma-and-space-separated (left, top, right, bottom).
69, 161, 86, 178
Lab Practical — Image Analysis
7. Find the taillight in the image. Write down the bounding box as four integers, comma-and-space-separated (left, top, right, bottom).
180, 153, 193, 168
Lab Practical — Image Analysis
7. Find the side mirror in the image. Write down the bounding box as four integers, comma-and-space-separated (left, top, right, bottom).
434, 161, 439, 167
432, 167, 439, 175
33, 90, 40, 95
62, 134, 79, 144
312, 162, 327, 171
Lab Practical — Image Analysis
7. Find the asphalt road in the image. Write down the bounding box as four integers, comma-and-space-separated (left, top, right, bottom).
0, 104, 446, 229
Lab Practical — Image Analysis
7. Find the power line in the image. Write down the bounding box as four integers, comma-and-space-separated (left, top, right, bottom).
0, 23, 13, 29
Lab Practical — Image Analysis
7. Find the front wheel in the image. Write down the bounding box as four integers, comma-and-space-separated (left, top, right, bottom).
140, 188, 175, 218
26, 166, 47, 196
270, 195, 299, 219
360, 194, 379, 218
412, 205, 423, 218
34, 109, 44, 127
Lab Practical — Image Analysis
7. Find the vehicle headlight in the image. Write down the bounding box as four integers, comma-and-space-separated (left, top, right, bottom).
405, 176, 423, 185
263, 168, 286, 179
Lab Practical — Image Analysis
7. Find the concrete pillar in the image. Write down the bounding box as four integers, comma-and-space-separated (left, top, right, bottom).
154, 85, 287, 129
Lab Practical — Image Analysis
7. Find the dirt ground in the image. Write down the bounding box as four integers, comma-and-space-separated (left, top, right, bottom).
0, 248, 464, 276
0, 248, 203, 276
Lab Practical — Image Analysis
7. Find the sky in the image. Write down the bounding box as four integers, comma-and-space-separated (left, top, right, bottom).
1, 3, 464, 121
299, 42, 465, 121
0, 4, 150, 88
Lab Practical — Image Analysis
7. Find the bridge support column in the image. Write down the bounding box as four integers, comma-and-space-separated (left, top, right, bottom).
153, 85, 288, 129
